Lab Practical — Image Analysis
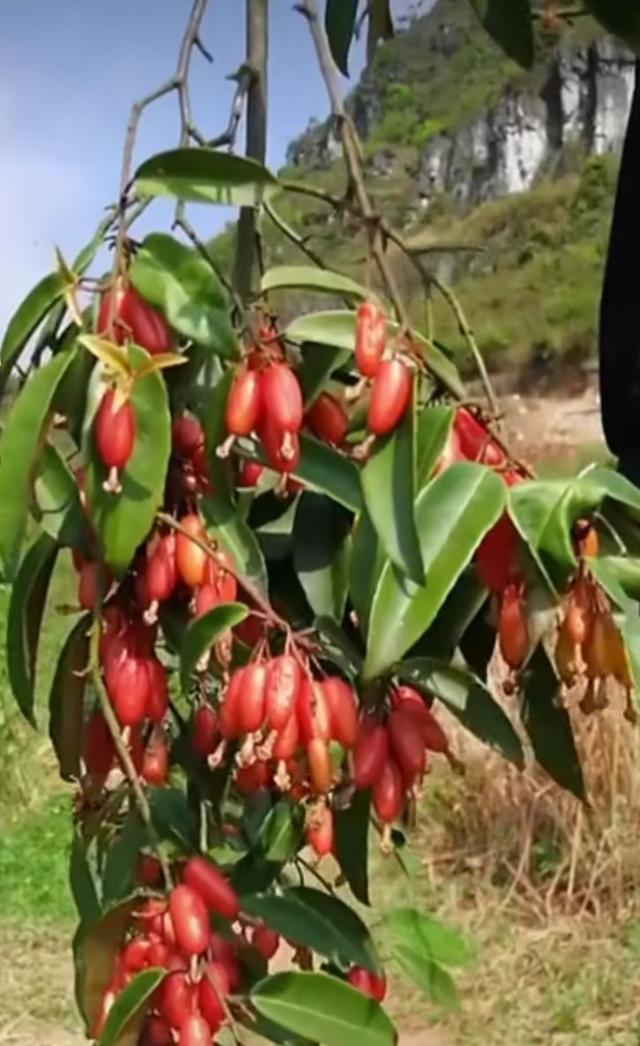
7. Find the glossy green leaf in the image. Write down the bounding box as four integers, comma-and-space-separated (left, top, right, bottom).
349, 510, 383, 637
414, 567, 488, 661
180, 602, 248, 694
98, 967, 166, 1046
0, 349, 77, 576
362, 405, 423, 584
69, 832, 101, 926
467, 0, 534, 69
0, 272, 63, 374
298, 343, 351, 407
134, 148, 279, 207
6, 533, 58, 724
49, 615, 90, 780
130, 233, 237, 357
334, 788, 371, 905
293, 492, 352, 619
294, 434, 362, 513
200, 366, 235, 505
391, 942, 459, 1011
416, 406, 454, 488
148, 787, 199, 850
84, 347, 171, 575
385, 908, 473, 969
314, 615, 363, 673
325, 0, 360, 75
584, 0, 640, 50
102, 812, 148, 907
261, 265, 369, 300
242, 887, 381, 973
589, 556, 640, 611
202, 494, 269, 595
521, 648, 586, 801
397, 657, 524, 767
34, 443, 87, 549
364, 463, 506, 680
251, 972, 397, 1046
285, 309, 464, 399
74, 898, 139, 1031
257, 799, 305, 863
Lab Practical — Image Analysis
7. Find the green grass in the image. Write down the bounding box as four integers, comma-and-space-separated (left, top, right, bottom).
0, 791, 74, 923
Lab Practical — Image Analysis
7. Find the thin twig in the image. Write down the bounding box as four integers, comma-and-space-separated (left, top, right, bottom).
263, 201, 331, 272
297, 855, 337, 895
281, 180, 345, 210
88, 615, 172, 888
174, 211, 245, 319
209, 65, 254, 150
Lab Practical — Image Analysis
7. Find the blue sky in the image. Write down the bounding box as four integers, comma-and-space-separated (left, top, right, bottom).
0, 0, 429, 329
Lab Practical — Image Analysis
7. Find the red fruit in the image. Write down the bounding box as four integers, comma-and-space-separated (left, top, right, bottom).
347, 967, 387, 1002
297, 677, 332, 743
373, 758, 404, 823
432, 426, 464, 477
353, 719, 389, 790
235, 760, 271, 794
306, 803, 334, 857
355, 301, 387, 378
252, 925, 280, 960
83, 710, 116, 776
226, 369, 262, 436
193, 705, 219, 758
265, 655, 302, 730
454, 408, 506, 467
261, 364, 303, 434
158, 969, 197, 1030
138, 853, 162, 887
307, 737, 333, 794
194, 584, 221, 619
169, 885, 211, 957
176, 514, 208, 588
183, 857, 239, 921
198, 960, 230, 1032
141, 1014, 174, 1046
387, 708, 426, 783
273, 713, 300, 761
172, 415, 204, 458
95, 388, 136, 469
368, 359, 412, 436
147, 938, 172, 968
142, 731, 170, 787
108, 656, 149, 727
220, 669, 245, 740
420, 708, 449, 755
305, 393, 348, 445
238, 459, 265, 488
259, 415, 301, 474
499, 583, 529, 670
476, 513, 519, 594
203, 551, 237, 603
146, 534, 178, 603
237, 661, 268, 733
122, 935, 152, 973
179, 1014, 213, 1046
144, 658, 169, 723
320, 677, 358, 748
99, 284, 172, 356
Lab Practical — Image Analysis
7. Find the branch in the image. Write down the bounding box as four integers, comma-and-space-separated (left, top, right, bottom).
173, 211, 245, 320
281, 180, 345, 210
209, 65, 254, 150
263, 202, 330, 271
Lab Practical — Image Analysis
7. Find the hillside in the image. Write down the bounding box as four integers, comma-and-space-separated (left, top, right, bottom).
219, 0, 636, 383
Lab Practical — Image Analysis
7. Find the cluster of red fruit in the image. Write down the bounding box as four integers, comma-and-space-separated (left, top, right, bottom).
354, 685, 450, 845
354, 302, 413, 438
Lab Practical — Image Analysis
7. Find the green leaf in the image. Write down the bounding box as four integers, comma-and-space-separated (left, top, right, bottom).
6, 533, 59, 724
298, 343, 351, 407
589, 556, 640, 609
362, 404, 423, 584
397, 658, 524, 767
130, 233, 237, 358
349, 510, 383, 637
102, 812, 148, 907
251, 972, 397, 1046
521, 648, 586, 801
414, 567, 488, 661
98, 968, 166, 1046
584, 0, 640, 50
385, 908, 473, 969
242, 887, 381, 973
261, 265, 369, 300
34, 443, 87, 549
293, 492, 352, 619
69, 832, 101, 926
0, 271, 63, 374
295, 433, 362, 513
364, 463, 506, 680
367, 0, 394, 62
467, 0, 534, 69
334, 788, 371, 905
256, 799, 305, 863
325, 0, 360, 75
416, 406, 454, 488
148, 787, 199, 850
84, 347, 171, 575
74, 898, 139, 1031
285, 310, 464, 399
134, 148, 279, 207
202, 494, 269, 595
390, 942, 459, 1011
180, 602, 248, 694
49, 615, 90, 781
0, 348, 77, 575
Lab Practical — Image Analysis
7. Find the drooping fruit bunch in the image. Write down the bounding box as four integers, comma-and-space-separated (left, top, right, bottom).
354, 302, 413, 441
98, 280, 173, 357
